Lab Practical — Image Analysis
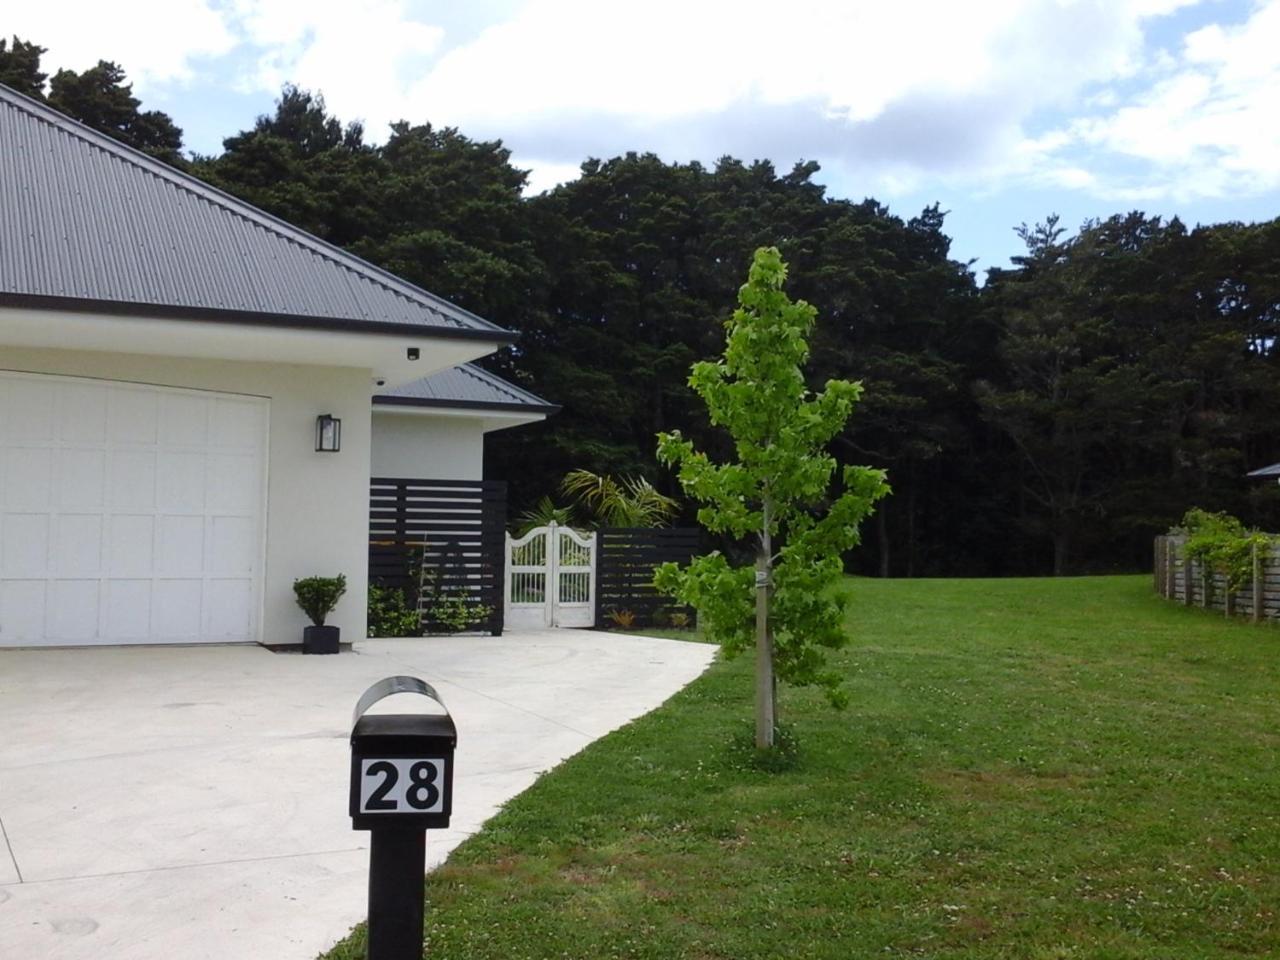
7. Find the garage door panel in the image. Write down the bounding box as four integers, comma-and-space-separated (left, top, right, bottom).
207, 454, 260, 512
156, 451, 207, 512
106, 516, 155, 575
2, 514, 50, 576
103, 580, 152, 641
211, 516, 256, 574
5, 448, 53, 511
109, 451, 157, 511
157, 516, 205, 575
159, 393, 209, 446
3, 379, 56, 441
153, 580, 203, 640
206, 580, 253, 640
1, 372, 266, 647
57, 448, 106, 511
108, 388, 159, 444
0, 580, 46, 641
53, 515, 103, 575
49, 580, 100, 641
211, 398, 265, 448
56, 382, 107, 443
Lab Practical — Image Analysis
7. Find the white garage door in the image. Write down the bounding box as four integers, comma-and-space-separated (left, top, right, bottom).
0, 372, 268, 646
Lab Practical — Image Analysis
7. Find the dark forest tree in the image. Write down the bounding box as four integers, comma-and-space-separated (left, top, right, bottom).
0, 38, 184, 165
0, 36, 46, 97
10, 33, 1278, 576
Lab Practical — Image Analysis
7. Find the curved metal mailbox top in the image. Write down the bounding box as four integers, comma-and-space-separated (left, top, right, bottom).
353, 675, 448, 726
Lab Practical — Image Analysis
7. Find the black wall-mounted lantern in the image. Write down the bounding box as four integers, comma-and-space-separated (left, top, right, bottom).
316, 414, 342, 453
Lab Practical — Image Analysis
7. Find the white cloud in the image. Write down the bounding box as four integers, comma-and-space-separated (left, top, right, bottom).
6, 1, 235, 88
1028, 0, 1280, 200
389, 0, 1212, 196
14, 0, 1276, 206
521, 160, 584, 195
228, 0, 445, 131
411, 0, 1162, 131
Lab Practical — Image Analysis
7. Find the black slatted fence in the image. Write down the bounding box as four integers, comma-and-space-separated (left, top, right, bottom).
369, 477, 507, 635
595, 527, 701, 628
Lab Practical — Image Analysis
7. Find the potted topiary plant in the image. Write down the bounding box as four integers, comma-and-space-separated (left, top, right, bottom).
293, 574, 347, 654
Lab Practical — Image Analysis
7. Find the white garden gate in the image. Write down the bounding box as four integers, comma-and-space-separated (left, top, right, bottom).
504, 522, 597, 628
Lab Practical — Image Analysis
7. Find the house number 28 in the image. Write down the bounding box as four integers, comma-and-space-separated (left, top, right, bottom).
358, 758, 445, 814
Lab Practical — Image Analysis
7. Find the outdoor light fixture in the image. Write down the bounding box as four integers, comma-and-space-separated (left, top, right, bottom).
316, 414, 342, 453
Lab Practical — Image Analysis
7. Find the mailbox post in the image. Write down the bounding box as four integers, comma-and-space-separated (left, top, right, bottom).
351, 676, 456, 960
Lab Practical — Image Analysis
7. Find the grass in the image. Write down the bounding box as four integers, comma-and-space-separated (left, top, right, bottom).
323, 576, 1280, 959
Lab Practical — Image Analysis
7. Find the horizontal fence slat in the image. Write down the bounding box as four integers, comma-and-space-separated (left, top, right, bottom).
369, 478, 507, 636
595, 527, 700, 628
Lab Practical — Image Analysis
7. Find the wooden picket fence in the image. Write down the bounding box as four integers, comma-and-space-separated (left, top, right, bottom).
1153, 535, 1280, 623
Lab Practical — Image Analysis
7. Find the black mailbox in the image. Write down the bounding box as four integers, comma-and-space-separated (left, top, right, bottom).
350, 676, 456, 831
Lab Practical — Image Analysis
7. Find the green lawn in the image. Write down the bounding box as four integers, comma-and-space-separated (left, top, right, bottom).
324, 576, 1280, 959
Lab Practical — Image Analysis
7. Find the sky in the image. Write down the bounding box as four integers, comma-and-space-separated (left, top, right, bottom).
9, 0, 1280, 274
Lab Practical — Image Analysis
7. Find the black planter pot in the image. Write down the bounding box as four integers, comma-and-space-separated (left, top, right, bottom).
303, 624, 340, 654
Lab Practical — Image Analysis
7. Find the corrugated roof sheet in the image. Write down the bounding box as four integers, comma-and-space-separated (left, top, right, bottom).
374, 364, 558, 413
1246, 463, 1280, 478
0, 83, 511, 338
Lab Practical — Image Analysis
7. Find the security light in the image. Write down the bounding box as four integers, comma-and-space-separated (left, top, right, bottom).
316, 414, 341, 453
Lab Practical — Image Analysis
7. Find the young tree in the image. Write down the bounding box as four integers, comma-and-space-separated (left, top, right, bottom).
656, 247, 889, 748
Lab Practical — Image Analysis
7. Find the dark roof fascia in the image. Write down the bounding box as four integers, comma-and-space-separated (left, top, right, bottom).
0, 292, 518, 344
372, 394, 560, 415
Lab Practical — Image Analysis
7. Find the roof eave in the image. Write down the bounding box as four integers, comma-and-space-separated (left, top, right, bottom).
0, 292, 518, 345
1245, 463, 1280, 478
372, 394, 561, 415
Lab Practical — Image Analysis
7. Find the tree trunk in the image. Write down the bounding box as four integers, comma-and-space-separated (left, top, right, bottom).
906, 480, 917, 579
1052, 529, 1070, 577
755, 501, 776, 750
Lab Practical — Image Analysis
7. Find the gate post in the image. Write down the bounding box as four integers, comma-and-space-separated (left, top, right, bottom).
1253, 541, 1263, 624
545, 522, 559, 628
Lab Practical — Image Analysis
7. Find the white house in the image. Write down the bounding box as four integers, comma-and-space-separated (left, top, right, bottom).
0, 83, 553, 648
371, 363, 557, 481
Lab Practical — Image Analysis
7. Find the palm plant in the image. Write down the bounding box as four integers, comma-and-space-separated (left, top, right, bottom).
513, 495, 579, 536
560, 469, 679, 528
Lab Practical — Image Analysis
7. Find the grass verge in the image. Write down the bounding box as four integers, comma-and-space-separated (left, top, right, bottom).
324, 576, 1280, 959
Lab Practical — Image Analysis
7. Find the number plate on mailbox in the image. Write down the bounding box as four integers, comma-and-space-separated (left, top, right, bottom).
358, 758, 447, 814
349, 678, 456, 830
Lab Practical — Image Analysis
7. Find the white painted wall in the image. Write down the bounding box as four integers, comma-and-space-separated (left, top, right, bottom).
371, 410, 485, 481
1, 347, 372, 646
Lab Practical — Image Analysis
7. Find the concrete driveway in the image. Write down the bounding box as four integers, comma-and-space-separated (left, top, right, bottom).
0, 631, 713, 959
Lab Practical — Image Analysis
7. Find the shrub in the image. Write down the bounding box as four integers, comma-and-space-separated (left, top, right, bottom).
669, 610, 691, 630
293, 575, 346, 626
606, 608, 637, 630
1172, 508, 1274, 594
367, 585, 421, 638
419, 565, 493, 633
430, 593, 493, 633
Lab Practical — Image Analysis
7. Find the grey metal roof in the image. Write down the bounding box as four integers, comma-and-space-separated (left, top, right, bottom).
0, 83, 512, 341
1246, 463, 1280, 478
374, 364, 559, 414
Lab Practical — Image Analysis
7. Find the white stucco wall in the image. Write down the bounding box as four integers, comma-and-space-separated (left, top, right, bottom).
1, 347, 372, 646
371, 410, 485, 481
